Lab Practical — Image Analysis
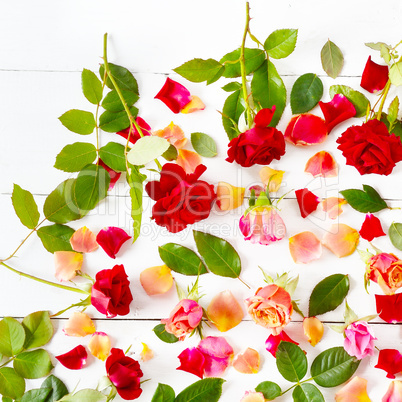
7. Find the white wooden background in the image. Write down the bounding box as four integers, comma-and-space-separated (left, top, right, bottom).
1, 0, 402, 400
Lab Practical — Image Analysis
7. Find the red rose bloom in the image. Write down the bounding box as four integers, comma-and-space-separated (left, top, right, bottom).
91, 264, 133, 318
226, 107, 285, 167
336, 119, 402, 175
145, 163, 215, 233
106, 348, 143, 400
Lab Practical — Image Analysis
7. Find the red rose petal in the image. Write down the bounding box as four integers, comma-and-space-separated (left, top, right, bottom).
295, 188, 320, 218
360, 56, 389, 93
254, 106, 276, 127
99, 159, 121, 190
56, 345, 87, 370
304, 151, 338, 178
96, 227, 131, 259
359, 214, 386, 242
265, 331, 299, 357
375, 349, 402, 379
155, 77, 192, 113
376, 293, 402, 323
116, 117, 152, 145
284, 114, 327, 146
177, 347, 206, 378
319, 94, 356, 133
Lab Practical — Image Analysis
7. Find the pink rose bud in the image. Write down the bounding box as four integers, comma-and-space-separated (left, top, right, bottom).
343, 321, 376, 360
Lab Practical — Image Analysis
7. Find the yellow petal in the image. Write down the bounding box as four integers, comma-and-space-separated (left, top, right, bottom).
154, 122, 187, 149
303, 317, 324, 347
70, 226, 98, 253
233, 348, 260, 374
63, 312, 96, 337
140, 265, 173, 296
289, 231, 322, 264
335, 376, 371, 401
207, 290, 244, 332
321, 197, 347, 219
54, 251, 83, 282
216, 182, 245, 211
140, 342, 154, 362
88, 332, 111, 361
322, 224, 360, 258
181, 96, 205, 114
176, 149, 202, 174
259, 167, 285, 192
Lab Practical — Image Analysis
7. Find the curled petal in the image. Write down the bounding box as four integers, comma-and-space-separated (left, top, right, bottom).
361, 56, 389, 93
233, 348, 260, 374
375, 349, 402, 379
207, 290, 244, 332
155, 77, 192, 113
140, 343, 154, 362
304, 151, 338, 178
322, 223, 359, 257
56, 345, 87, 370
241, 391, 266, 402
289, 231, 322, 264
382, 380, 402, 401
321, 197, 347, 219
116, 117, 152, 144
96, 227, 131, 259
63, 312, 95, 337
154, 122, 187, 149
259, 167, 285, 192
319, 94, 356, 133
303, 317, 324, 346
176, 149, 202, 174
70, 226, 98, 253
376, 293, 402, 323
265, 331, 299, 357
140, 265, 173, 296
88, 332, 111, 361
295, 188, 320, 218
98, 159, 121, 190
285, 114, 327, 146
216, 182, 245, 211
181, 95, 205, 114
54, 251, 83, 282
335, 376, 371, 401
359, 214, 386, 242
177, 347, 206, 378
254, 107, 276, 127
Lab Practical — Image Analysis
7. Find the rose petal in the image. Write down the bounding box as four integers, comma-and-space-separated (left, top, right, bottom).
88, 332, 111, 361
304, 151, 338, 178
54, 251, 83, 282
140, 342, 154, 362
153, 122, 187, 149
322, 223, 360, 257
70, 226, 99, 253
177, 347, 206, 378
116, 117, 152, 145
285, 114, 327, 146
176, 149, 202, 174
181, 95, 205, 114
216, 182, 245, 211
56, 345, 87, 370
265, 331, 299, 357
140, 265, 173, 296
207, 290, 244, 332
303, 317, 324, 346
359, 214, 386, 242
98, 159, 121, 190
376, 293, 402, 323
96, 227, 131, 259
375, 349, 402, 379
289, 231, 322, 264
295, 188, 320, 218
241, 391, 266, 402
321, 197, 347, 219
63, 312, 96, 337
361, 56, 389, 93
319, 94, 356, 133
254, 107, 276, 127
335, 376, 371, 401
233, 348, 260, 374
259, 167, 285, 192
155, 77, 192, 113
382, 380, 402, 402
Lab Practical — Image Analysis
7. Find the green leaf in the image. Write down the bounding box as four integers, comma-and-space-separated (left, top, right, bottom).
37, 224, 75, 253
153, 324, 179, 343
290, 73, 323, 114
388, 96, 400, 124
59, 389, 107, 402
320, 40, 344, 79
0, 367, 25, 399
127, 165, 146, 243
390, 61, 402, 86
389, 222, 402, 250
174, 58, 224, 83
162, 145, 178, 161
101, 90, 139, 112
340, 184, 388, 213
222, 82, 241, 92
366, 42, 392, 51
255, 381, 281, 400
40, 375, 69, 401
54, 142, 97, 173
11, 184, 40, 229
264, 29, 298, 59
381, 113, 402, 138
74, 164, 110, 212
191, 132, 217, 157
193, 230, 241, 279
0, 317, 25, 357
222, 90, 244, 140
21, 388, 51, 402
220, 48, 266, 78
309, 274, 349, 317
22, 311, 53, 350
81, 69, 103, 105
14, 349, 53, 379
276, 342, 307, 383
311, 347, 360, 387
158, 243, 208, 276
251, 60, 286, 127
99, 63, 139, 94
99, 106, 138, 133
59, 109, 96, 135
151, 383, 175, 402
175, 378, 224, 402
99, 142, 126, 172
292, 384, 325, 402
207, 66, 225, 85
127, 136, 170, 165
329, 85, 370, 118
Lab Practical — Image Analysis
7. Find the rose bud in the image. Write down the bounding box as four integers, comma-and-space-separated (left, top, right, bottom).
343, 321, 376, 360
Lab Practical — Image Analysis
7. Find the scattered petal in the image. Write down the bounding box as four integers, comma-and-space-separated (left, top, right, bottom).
63, 312, 96, 337
140, 343, 154, 362
70, 226, 98, 253
96, 227, 131, 259
155, 77, 192, 113
216, 182, 245, 211
361, 56, 389, 93
284, 114, 327, 146
233, 348, 260, 374
304, 151, 338, 178
116, 117, 152, 144
295, 188, 320, 218
319, 94, 356, 133
241, 391, 266, 402
321, 197, 347, 219
176, 149, 202, 174
56, 345, 87, 370
140, 265, 173, 296
177, 347, 206, 378
376, 293, 402, 323
322, 223, 360, 257
88, 332, 111, 361
289, 231, 322, 264
359, 214, 386, 242
181, 95, 205, 114
207, 290, 244, 332
259, 167, 285, 192
99, 159, 121, 190
335, 376, 371, 401
382, 380, 402, 402
303, 317, 324, 346
54, 251, 83, 282
154, 122, 187, 149
265, 331, 299, 357
375, 349, 402, 379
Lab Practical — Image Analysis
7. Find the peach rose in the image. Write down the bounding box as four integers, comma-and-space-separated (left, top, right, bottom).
245, 284, 293, 335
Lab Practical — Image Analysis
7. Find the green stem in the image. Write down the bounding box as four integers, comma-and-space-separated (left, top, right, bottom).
281, 378, 314, 395
95, 69, 108, 153
376, 79, 391, 120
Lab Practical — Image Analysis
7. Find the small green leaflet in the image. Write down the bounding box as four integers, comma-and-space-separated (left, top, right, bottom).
11, 184, 40, 229
81, 69, 103, 105
174, 58, 224, 83
13, 349, 53, 379
276, 342, 307, 383
39, 375, 69, 401
329, 85, 370, 118
0, 367, 25, 399
389, 222, 402, 250
174, 378, 225, 402
222, 82, 242, 92
0, 317, 25, 357
58, 389, 107, 402
127, 136, 170, 166
37, 224, 75, 253
162, 145, 178, 161
59, 109, 96, 135
292, 384, 324, 402
151, 383, 175, 402
390, 61, 402, 86
255, 381, 281, 400
388, 97, 400, 125
320, 40, 344, 79
220, 48, 265, 78
54, 142, 97, 173
340, 184, 388, 213
101, 90, 139, 112
99, 63, 139, 95
221, 89, 244, 140
99, 106, 138, 133
291, 73, 323, 114
264, 29, 298, 59
99, 142, 126, 172
22, 311, 53, 349
191, 132, 217, 157
153, 324, 179, 343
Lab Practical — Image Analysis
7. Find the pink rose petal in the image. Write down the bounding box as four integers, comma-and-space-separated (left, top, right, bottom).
321, 197, 347, 219
285, 114, 327, 146
177, 347, 206, 378
259, 167, 285, 192
241, 391, 266, 402
359, 214, 386, 242
63, 312, 96, 337
181, 96, 205, 114
155, 77, 192, 113
70, 226, 99, 253
304, 151, 338, 178
295, 188, 320, 218
319, 94, 356, 133
289, 231, 322, 264
265, 331, 299, 357
54, 251, 83, 282
56, 345, 87, 370
176, 149, 202, 174
96, 227, 131, 259
233, 348, 260, 374
322, 223, 360, 258
140, 342, 154, 362
335, 376, 370, 401
140, 265, 173, 296
88, 332, 111, 361
382, 380, 402, 401
154, 122, 187, 149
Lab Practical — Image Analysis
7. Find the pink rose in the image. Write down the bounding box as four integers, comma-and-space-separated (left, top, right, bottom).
343, 321, 376, 360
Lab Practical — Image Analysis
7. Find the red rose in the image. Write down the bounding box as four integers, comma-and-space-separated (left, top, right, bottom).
116, 117, 151, 144
145, 163, 216, 233
226, 107, 285, 167
336, 119, 402, 175
106, 348, 143, 400
91, 264, 133, 318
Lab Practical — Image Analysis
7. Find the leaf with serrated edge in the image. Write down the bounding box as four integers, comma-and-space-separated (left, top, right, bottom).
389, 222, 402, 250
22, 311, 53, 349
99, 63, 138, 94
99, 106, 138, 133
174, 58, 223, 83
99, 142, 126, 172
127, 165, 146, 243
54, 142, 97, 173
81, 69, 103, 105
127, 136, 170, 166
0, 367, 25, 399
321, 40, 344, 79
12, 184, 40, 229
175, 378, 225, 402
329, 85, 370, 118
340, 185, 387, 213
13, 349, 53, 379
101, 90, 139, 112
58, 389, 107, 402
191, 132, 217, 157
388, 97, 400, 124
220, 48, 265, 78
292, 383, 325, 402
37, 224, 75, 254
291, 73, 323, 114
264, 29, 298, 59
390, 62, 402, 86
151, 383, 175, 402
40, 375, 69, 401
255, 381, 281, 400
59, 109, 96, 135
276, 342, 307, 382
0, 317, 25, 357
222, 90, 244, 140
153, 324, 179, 344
